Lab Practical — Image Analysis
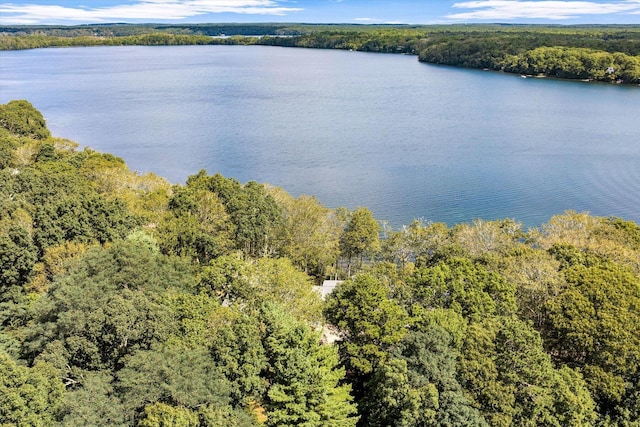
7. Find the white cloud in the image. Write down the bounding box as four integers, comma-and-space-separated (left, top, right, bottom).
446, 0, 640, 20
0, 0, 303, 24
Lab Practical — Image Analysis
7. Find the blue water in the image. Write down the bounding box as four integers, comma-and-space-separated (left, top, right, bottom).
1, 45, 638, 228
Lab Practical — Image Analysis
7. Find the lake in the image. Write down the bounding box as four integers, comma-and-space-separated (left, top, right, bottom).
1, 45, 638, 229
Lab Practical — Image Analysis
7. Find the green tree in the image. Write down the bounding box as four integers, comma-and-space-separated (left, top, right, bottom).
275, 192, 341, 279
59, 370, 127, 427
157, 186, 235, 264
35, 142, 57, 162
198, 253, 253, 303
324, 274, 409, 399
382, 220, 450, 269
339, 207, 381, 276
163, 292, 282, 424
259, 303, 358, 427
458, 316, 596, 427
0, 128, 19, 168
208, 307, 268, 407
33, 192, 138, 254
137, 402, 258, 427
200, 255, 322, 322
543, 248, 640, 420
361, 357, 439, 427
360, 326, 488, 427
0, 352, 64, 427
0, 100, 51, 140
194, 172, 282, 257
498, 247, 563, 330
137, 403, 200, 427
116, 345, 235, 424
0, 225, 37, 298
22, 240, 195, 374
410, 257, 517, 322
251, 257, 323, 322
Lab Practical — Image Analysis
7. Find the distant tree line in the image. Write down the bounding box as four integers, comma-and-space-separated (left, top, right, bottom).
0, 23, 305, 37
2, 101, 639, 425
417, 32, 640, 83
1, 24, 639, 83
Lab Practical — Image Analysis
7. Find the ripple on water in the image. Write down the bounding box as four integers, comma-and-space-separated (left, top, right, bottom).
1, 46, 638, 228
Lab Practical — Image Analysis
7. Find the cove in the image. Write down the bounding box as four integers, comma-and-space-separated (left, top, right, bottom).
1, 45, 638, 228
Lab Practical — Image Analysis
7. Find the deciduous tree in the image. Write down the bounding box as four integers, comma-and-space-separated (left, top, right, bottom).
0, 100, 51, 140
324, 274, 409, 399
339, 207, 381, 276
0, 352, 64, 426
543, 247, 640, 420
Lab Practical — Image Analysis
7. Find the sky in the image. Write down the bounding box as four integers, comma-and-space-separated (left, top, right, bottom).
1, 0, 639, 26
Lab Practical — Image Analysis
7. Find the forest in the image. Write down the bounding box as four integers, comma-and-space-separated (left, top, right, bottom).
1, 24, 640, 83
1, 99, 639, 426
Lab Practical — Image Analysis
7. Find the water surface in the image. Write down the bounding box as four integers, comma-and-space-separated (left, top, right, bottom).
1, 45, 638, 228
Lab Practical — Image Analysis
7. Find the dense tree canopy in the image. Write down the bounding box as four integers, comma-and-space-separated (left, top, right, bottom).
543, 246, 640, 421
0, 100, 51, 140
0, 352, 64, 426
1, 101, 639, 426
